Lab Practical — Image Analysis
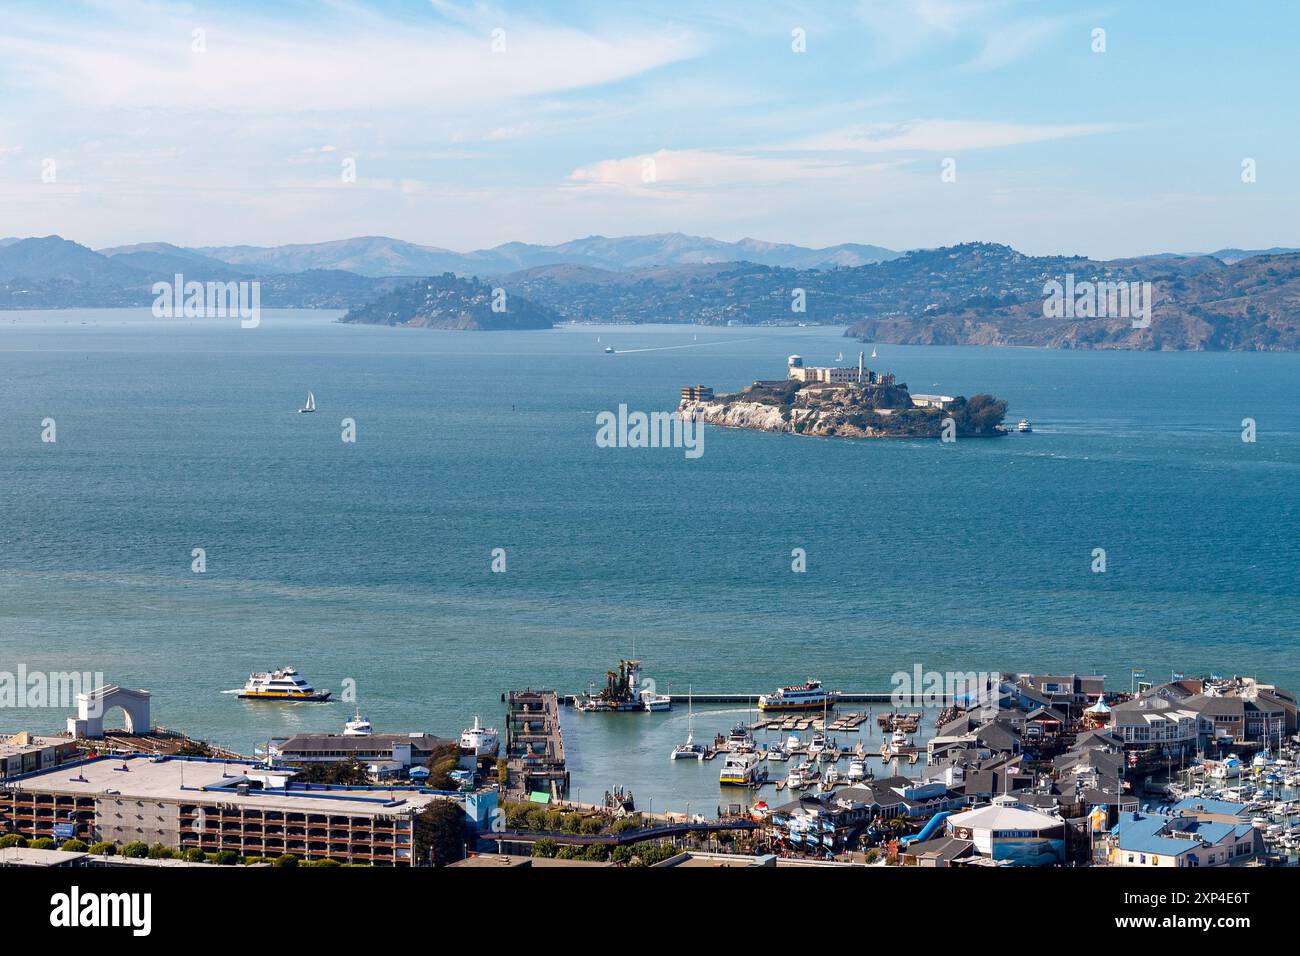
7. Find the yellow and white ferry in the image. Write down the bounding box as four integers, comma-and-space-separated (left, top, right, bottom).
758, 679, 838, 713
238, 666, 331, 702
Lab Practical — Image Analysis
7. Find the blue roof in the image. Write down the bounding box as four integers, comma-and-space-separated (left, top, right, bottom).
1170, 797, 1247, 817
1116, 812, 1252, 856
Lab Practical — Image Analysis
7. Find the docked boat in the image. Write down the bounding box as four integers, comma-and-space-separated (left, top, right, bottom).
460, 715, 500, 757
807, 731, 826, 757
786, 766, 808, 790
719, 751, 767, 787
1017, 418, 1032, 432
343, 710, 372, 736
819, 766, 840, 792
727, 722, 755, 753
238, 666, 330, 702
671, 688, 706, 760
641, 690, 672, 712
887, 728, 911, 755
575, 659, 648, 712
786, 733, 801, 751
847, 757, 867, 782
767, 744, 789, 762
299, 391, 316, 414
758, 679, 838, 713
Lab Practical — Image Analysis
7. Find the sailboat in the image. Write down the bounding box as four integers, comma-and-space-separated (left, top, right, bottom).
298, 391, 316, 414
671, 685, 706, 760
870, 347, 877, 359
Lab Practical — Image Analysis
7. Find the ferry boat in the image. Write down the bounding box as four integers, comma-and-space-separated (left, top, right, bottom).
460, 716, 500, 757
1017, 418, 1032, 432
299, 391, 316, 414
343, 710, 372, 736
719, 751, 767, 787
238, 666, 330, 702
758, 679, 838, 713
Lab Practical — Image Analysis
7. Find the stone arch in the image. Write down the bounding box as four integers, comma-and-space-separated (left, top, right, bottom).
66, 684, 151, 739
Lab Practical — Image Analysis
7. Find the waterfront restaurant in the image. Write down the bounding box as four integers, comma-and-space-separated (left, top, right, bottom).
1109, 810, 1262, 867
944, 796, 1067, 866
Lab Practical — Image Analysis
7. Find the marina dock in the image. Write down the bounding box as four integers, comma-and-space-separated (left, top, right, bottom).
562, 692, 951, 707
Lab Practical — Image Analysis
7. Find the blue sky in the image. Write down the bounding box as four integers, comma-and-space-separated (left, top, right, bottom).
0, 0, 1294, 257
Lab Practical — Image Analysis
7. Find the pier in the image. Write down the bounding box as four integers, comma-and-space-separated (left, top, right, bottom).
562, 692, 952, 707
505, 689, 569, 801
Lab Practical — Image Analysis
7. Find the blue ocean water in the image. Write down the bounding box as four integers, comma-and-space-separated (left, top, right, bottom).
1, 309, 1297, 811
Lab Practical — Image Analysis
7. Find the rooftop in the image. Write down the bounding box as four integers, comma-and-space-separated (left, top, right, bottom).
8, 755, 446, 818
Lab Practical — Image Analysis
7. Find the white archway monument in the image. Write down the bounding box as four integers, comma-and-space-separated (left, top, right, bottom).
66, 684, 152, 739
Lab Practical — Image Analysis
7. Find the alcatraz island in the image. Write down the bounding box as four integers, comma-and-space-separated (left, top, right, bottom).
678, 353, 1009, 440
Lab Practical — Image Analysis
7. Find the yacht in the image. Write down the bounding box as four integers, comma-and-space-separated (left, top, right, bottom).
1017, 419, 1032, 432
238, 666, 330, 702
460, 716, 500, 757
807, 731, 826, 757
343, 710, 372, 736
604, 346, 615, 354
299, 391, 316, 414
786, 733, 802, 752
786, 766, 807, 790
671, 688, 706, 760
719, 751, 767, 787
887, 728, 911, 755
847, 757, 867, 782
820, 766, 840, 792
641, 690, 672, 712
766, 744, 789, 762
758, 679, 838, 713
727, 722, 755, 753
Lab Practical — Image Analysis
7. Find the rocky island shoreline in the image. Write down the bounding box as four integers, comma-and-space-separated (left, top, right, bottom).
678, 354, 1008, 440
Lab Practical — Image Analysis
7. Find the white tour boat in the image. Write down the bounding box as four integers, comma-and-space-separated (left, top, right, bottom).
719, 751, 767, 787
758, 679, 838, 713
460, 716, 500, 757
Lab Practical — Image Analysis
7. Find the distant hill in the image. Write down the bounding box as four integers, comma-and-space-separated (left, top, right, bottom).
194, 232, 901, 277
98, 242, 253, 280
0, 236, 149, 285
339, 274, 557, 330
1208, 247, 1300, 265
863, 250, 1300, 350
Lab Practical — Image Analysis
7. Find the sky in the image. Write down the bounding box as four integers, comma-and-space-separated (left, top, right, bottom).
0, 0, 1295, 258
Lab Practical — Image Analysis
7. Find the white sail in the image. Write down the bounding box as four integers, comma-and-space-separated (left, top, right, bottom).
305, 391, 315, 411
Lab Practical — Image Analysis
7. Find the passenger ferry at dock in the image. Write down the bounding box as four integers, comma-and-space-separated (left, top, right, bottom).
758, 679, 838, 713
238, 666, 331, 702
719, 751, 768, 787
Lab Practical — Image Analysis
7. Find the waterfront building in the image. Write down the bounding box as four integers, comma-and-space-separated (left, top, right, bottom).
910, 394, 955, 409
269, 732, 449, 774
0, 731, 81, 779
0, 755, 446, 865
787, 351, 876, 385
680, 384, 714, 401
1109, 810, 1262, 867
944, 796, 1068, 866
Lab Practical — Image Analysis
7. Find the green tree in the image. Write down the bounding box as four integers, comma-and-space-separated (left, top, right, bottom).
148, 843, 175, 859
30, 837, 57, 850
273, 854, 299, 868
0, 834, 28, 848
215, 850, 239, 866
121, 841, 150, 858
413, 801, 465, 867
531, 838, 558, 858
60, 839, 89, 852
183, 848, 205, 863
89, 841, 116, 856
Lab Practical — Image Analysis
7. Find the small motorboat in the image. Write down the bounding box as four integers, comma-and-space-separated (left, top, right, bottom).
1018, 418, 1032, 432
